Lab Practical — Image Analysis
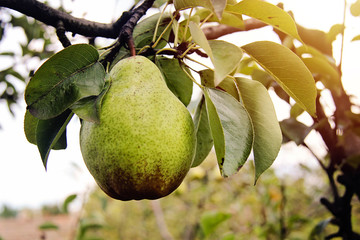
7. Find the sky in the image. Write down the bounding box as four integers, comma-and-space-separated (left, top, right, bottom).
0, 0, 359, 209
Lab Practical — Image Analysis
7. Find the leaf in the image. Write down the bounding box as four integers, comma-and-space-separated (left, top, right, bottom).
203, 89, 225, 171
70, 79, 111, 123
280, 118, 312, 145
352, 35, 360, 42
302, 56, 340, 92
297, 26, 332, 56
209, 40, 243, 85
174, 0, 227, 19
133, 13, 172, 49
192, 95, 213, 167
25, 44, 105, 119
217, 77, 240, 101
351, 0, 360, 17
236, 78, 282, 181
62, 194, 77, 214
38, 222, 59, 230
195, 8, 244, 28
200, 211, 232, 237
24, 110, 67, 150
155, 56, 193, 106
226, 0, 301, 41
153, 0, 167, 8
327, 24, 345, 44
200, 69, 240, 100
36, 110, 74, 169
204, 88, 253, 177
290, 103, 305, 118
308, 219, 331, 240
242, 41, 317, 117
189, 23, 243, 85
24, 110, 38, 145
189, 21, 213, 59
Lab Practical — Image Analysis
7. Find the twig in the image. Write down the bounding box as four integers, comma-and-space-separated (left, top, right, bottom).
56, 20, 71, 48
202, 18, 267, 40
0, 0, 129, 38
150, 200, 174, 240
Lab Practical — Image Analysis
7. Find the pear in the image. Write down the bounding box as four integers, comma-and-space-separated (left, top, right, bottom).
80, 56, 196, 200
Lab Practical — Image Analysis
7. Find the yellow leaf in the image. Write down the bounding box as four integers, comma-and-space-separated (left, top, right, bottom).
226, 0, 301, 41
242, 41, 316, 117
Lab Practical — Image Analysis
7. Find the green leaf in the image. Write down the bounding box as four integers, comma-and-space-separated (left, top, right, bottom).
189, 23, 243, 85
236, 78, 282, 182
62, 194, 77, 214
242, 41, 317, 117
199, 69, 240, 100
217, 77, 240, 101
203, 89, 225, 171
280, 118, 312, 145
308, 219, 331, 240
204, 88, 253, 177
192, 95, 213, 167
38, 222, 59, 230
155, 56, 193, 106
133, 13, 172, 49
153, 0, 167, 8
71, 79, 111, 123
174, 0, 227, 19
189, 21, 213, 58
226, 0, 301, 41
290, 103, 305, 118
24, 110, 67, 150
25, 44, 105, 120
36, 110, 74, 169
302, 56, 340, 93
209, 40, 243, 85
24, 110, 38, 145
200, 211, 232, 237
195, 8, 244, 28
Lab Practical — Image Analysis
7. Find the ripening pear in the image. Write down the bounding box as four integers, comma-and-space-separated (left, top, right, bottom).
80, 56, 196, 201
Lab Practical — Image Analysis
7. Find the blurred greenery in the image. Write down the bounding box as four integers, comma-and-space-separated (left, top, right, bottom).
75, 152, 358, 240
0, 204, 18, 218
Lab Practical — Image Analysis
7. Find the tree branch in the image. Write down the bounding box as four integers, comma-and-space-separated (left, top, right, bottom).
202, 18, 267, 40
0, 0, 127, 38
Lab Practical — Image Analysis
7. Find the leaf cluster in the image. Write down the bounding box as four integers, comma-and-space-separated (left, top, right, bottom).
22, 0, 320, 183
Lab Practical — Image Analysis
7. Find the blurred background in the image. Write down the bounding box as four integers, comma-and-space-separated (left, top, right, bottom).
0, 0, 359, 239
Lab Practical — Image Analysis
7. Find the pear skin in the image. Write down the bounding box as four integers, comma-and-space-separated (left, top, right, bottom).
80, 56, 196, 200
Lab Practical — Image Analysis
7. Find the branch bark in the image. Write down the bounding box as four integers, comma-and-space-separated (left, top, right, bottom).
0, 0, 126, 38
202, 18, 267, 40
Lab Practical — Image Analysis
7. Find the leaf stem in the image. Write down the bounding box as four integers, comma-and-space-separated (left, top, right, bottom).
180, 62, 203, 89
152, 1, 170, 43
156, 47, 178, 55
184, 55, 212, 70
152, 13, 177, 48
338, 0, 347, 76
182, 8, 194, 42
179, 43, 197, 58
186, 11, 214, 43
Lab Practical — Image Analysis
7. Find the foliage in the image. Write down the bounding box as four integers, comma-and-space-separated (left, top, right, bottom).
0, 204, 18, 218
78, 154, 346, 240
0, 9, 55, 117
1, 0, 360, 238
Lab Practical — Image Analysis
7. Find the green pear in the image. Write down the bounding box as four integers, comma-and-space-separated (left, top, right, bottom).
80, 56, 196, 200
